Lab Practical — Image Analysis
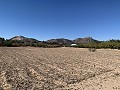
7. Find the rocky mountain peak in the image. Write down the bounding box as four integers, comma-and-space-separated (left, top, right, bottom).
10, 36, 26, 40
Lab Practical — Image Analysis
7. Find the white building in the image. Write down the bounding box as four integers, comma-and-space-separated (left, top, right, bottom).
71, 44, 77, 46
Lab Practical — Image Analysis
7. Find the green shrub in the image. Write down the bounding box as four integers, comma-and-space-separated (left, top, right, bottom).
4, 40, 12, 47
88, 48, 96, 52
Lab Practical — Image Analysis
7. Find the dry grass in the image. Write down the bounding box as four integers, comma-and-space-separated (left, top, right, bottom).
0, 47, 120, 90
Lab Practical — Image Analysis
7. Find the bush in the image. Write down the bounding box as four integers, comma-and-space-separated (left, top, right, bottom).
118, 47, 120, 50
88, 48, 96, 52
4, 40, 13, 47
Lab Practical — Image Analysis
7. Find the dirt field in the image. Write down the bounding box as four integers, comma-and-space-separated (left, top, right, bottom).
0, 47, 120, 90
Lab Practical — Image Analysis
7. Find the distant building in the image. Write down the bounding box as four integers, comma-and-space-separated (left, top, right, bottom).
71, 44, 77, 46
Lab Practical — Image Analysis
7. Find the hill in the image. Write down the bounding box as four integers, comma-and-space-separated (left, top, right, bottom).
46, 38, 73, 44
73, 37, 98, 44
46, 37, 97, 44
10, 36, 39, 43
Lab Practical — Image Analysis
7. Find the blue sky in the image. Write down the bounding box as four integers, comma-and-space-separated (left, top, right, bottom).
0, 0, 120, 41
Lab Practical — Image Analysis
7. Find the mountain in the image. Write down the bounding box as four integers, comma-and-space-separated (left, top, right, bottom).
10, 36, 39, 43
9, 36, 98, 45
10, 36, 25, 41
46, 38, 73, 44
46, 37, 98, 44
73, 37, 98, 44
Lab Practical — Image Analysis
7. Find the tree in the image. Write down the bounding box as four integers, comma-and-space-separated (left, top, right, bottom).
4, 40, 12, 47
0, 37, 5, 46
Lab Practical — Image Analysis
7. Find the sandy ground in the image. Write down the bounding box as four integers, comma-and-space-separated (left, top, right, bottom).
0, 47, 120, 90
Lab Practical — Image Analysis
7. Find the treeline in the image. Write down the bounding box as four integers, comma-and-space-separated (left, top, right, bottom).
1, 37, 120, 49
0, 37, 61, 48
72, 39, 120, 49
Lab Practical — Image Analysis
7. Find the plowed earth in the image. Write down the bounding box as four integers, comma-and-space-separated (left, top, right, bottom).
0, 47, 120, 90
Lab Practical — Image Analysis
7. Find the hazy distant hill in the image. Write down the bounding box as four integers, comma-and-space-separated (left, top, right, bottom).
10, 36, 39, 43
46, 38, 73, 44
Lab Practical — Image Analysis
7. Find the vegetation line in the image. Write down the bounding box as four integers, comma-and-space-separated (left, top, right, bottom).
0, 36, 120, 49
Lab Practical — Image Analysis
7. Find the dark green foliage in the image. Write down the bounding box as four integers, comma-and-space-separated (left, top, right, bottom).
4, 40, 12, 47
71, 39, 120, 50
0, 37, 5, 42
0, 37, 5, 46
118, 47, 120, 50
0, 36, 120, 49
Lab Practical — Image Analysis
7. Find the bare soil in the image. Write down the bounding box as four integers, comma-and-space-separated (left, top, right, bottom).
0, 47, 120, 90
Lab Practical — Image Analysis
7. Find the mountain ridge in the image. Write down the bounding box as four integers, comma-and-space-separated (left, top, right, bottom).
46, 37, 98, 44
0, 36, 98, 44
1, 36, 120, 49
